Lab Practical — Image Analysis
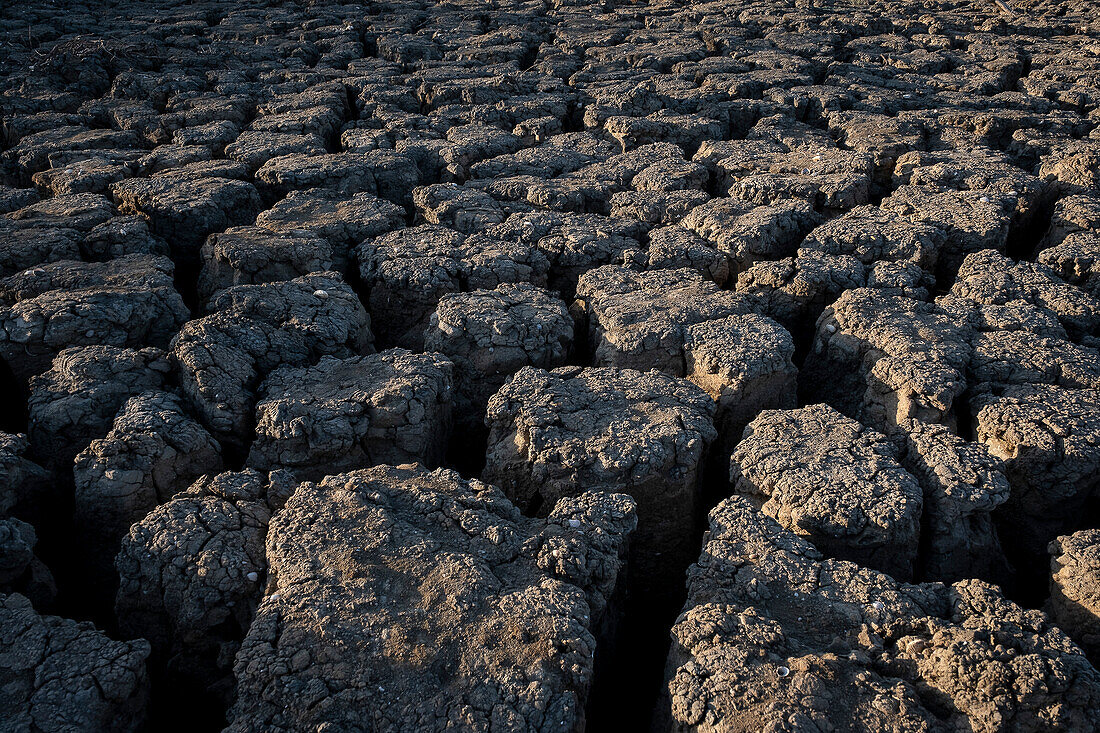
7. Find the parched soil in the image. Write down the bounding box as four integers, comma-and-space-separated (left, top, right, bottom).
3, 0, 1100, 729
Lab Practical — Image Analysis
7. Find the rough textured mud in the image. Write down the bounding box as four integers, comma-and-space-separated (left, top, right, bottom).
5, 0, 1100, 726
662, 496, 1100, 731
0, 593, 150, 732
247, 350, 454, 480
225, 465, 635, 732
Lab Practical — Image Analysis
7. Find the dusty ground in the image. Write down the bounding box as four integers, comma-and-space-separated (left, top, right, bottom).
3, 0, 1100, 729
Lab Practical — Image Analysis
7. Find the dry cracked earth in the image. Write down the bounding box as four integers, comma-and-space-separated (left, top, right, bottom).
3, 0, 1100, 730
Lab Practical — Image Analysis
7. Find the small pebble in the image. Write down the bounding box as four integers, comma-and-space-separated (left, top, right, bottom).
568, 519, 581, 528
247, 571, 259, 582
824, 323, 837, 334
313, 289, 329, 299
872, 600, 885, 611
776, 666, 790, 677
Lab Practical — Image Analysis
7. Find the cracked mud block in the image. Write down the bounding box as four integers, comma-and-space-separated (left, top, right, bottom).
732, 405, 922, 579
683, 313, 796, 463
484, 366, 716, 606
951, 249, 1100, 340
799, 204, 942, 272
73, 390, 223, 603
115, 469, 296, 698
358, 224, 549, 350
111, 175, 263, 268
0, 255, 186, 382
0, 517, 56, 609
80, 215, 170, 262
253, 188, 405, 251
1038, 232, 1100, 299
899, 421, 1011, 585
893, 147, 1052, 233
224, 131, 327, 173
0, 593, 150, 733
225, 465, 636, 733
26, 346, 171, 472
968, 329, 1100, 392
880, 186, 1011, 277
172, 272, 372, 448
645, 226, 730, 285
574, 265, 750, 376
736, 249, 930, 344
973, 383, 1100, 572
1038, 139, 1100, 194
247, 350, 453, 481
1042, 193, 1100, 247
4, 193, 114, 232
1049, 529, 1100, 660
602, 111, 723, 153
0, 222, 80, 279
714, 144, 875, 213
424, 283, 573, 431
0, 433, 53, 528
680, 196, 822, 274
487, 212, 645, 299
661, 496, 1100, 732
0, 187, 39, 214
804, 288, 972, 432
254, 151, 420, 206
412, 183, 505, 233
608, 190, 710, 228
197, 226, 337, 308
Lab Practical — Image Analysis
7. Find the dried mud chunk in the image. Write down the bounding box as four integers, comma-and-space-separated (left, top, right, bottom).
0, 255, 188, 381
646, 226, 730, 285
575, 265, 749, 376
631, 158, 709, 192
6, 192, 114, 232
357, 224, 548, 350
969, 329, 1100, 391
681, 196, 821, 272
805, 288, 971, 432
254, 151, 420, 206
224, 131, 327, 173
225, 465, 635, 732
412, 183, 505, 233
197, 227, 337, 307
973, 384, 1100, 567
0, 221, 81, 278
0, 517, 55, 608
484, 365, 716, 604
172, 273, 372, 447
247, 350, 453, 481
0, 186, 39, 214
111, 176, 263, 265
608, 190, 709, 227
1042, 193, 1100, 247
799, 204, 941, 271
661, 496, 1100, 732
489, 212, 645, 298
1049, 529, 1100, 659
684, 313, 796, 461
602, 111, 723, 153
0, 593, 150, 733
27, 346, 171, 471
254, 188, 405, 248
951, 248, 1100, 340
1038, 232, 1100, 299
81, 215, 170, 261
115, 470, 295, 695
73, 390, 223, 599
880, 186, 1010, 275
424, 283, 572, 430
731, 405, 922, 579
0, 433, 53, 526
1039, 139, 1100, 194
899, 421, 1010, 584
735, 249, 868, 338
